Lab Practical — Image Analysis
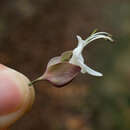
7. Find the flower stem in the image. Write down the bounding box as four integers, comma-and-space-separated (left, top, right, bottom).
28, 76, 43, 86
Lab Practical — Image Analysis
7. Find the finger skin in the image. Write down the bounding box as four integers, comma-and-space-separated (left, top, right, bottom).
0, 73, 23, 115
0, 64, 35, 129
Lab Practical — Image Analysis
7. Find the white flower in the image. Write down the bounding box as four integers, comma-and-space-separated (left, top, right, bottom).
69, 31, 114, 77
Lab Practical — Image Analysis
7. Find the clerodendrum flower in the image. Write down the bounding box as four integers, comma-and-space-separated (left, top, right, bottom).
29, 30, 113, 87
69, 32, 113, 76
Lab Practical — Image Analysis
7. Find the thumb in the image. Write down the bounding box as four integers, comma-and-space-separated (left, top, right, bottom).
0, 64, 35, 129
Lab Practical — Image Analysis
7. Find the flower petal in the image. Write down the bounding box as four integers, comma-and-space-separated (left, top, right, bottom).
69, 32, 113, 76
47, 56, 61, 68
43, 63, 81, 87
78, 59, 103, 76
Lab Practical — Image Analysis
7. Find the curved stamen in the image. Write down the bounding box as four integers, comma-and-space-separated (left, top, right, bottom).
84, 35, 113, 46
90, 32, 112, 37
83, 33, 113, 47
